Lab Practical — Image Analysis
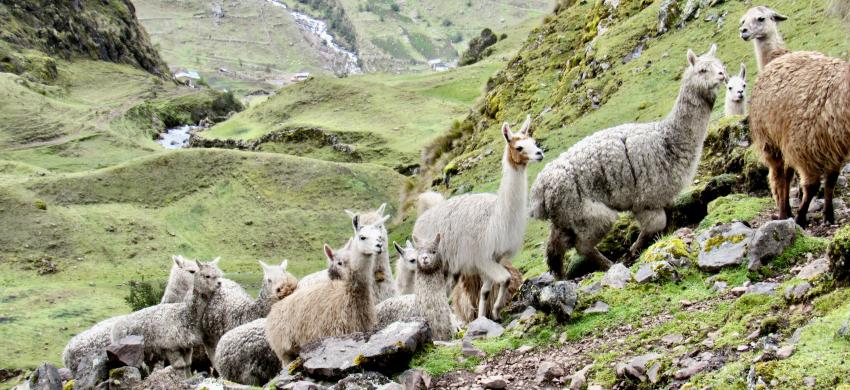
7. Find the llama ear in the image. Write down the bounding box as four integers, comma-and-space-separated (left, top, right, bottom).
687, 49, 697, 67
706, 43, 717, 57
519, 114, 532, 136
352, 215, 360, 231
280, 259, 288, 270
172, 255, 184, 268
501, 122, 513, 143
379, 214, 391, 226
432, 233, 442, 248
194, 260, 202, 269
376, 203, 387, 216
405, 239, 413, 249
344, 210, 356, 219
739, 63, 746, 79
770, 9, 788, 21
258, 260, 270, 273
210, 257, 221, 267
393, 241, 404, 255
412, 235, 421, 248
323, 244, 334, 261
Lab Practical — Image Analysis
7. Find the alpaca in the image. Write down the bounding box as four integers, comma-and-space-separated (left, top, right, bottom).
530, 45, 726, 278
213, 277, 299, 386
393, 240, 418, 295
62, 316, 123, 379
749, 50, 850, 226
345, 204, 396, 302
376, 234, 454, 340
739, 6, 789, 70
450, 261, 523, 324
724, 64, 747, 117
265, 215, 381, 363
200, 259, 296, 366
110, 260, 222, 373
413, 115, 543, 319
160, 255, 202, 303
417, 191, 445, 215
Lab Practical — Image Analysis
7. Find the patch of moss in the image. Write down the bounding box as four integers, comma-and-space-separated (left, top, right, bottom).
829, 225, 850, 284
768, 235, 829, 275
62, 379, 74, 390
33, 199, 47, 210
699, 194, 772, 229
703, 233, 747, 253
637, 236, 692, 264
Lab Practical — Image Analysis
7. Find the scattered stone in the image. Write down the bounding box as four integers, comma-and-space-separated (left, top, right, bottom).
74, 351, 110, 390
803, 376, 816, 387
697, 222, 754, 272
737, 345, 750, 352
601, 263, 632, 289
465, 317, 504, 340
508, 273, 554, 313
828, 225, 850, 283
568, 364, 591, 390
398, 368, 431, 390
516, 345, 533, 354
291, 381, 325, 390
519, 306, 537, 321
747, 219, 797, 271
478, 375, 507, 389
661, 333, 684, 346
266, 373, 304, 390
133, 366, 191, 390
103, 366, 141, 389
711, 281, 728, 292
674, 360, 707, 380
616, 353, 661, 382
784, 282, 812, 302
28, 363, 62, 390
535, 361, 565, 384
635, 261, 676, 283
588, 386, 604, 390
461, 340, 486, 358
537, 281, 579, 321
797, 258, 830, 281
776, 345, 795, 359
331, 372, 392, 390
580, 282, 602, 295
731, 286, 748, 296
584, 301, 610, 314
299, 320, 431, 379
647, 362, 662, 384
701, 338, 715, 348
747, 282, 779, 295
106, 335, 145, 368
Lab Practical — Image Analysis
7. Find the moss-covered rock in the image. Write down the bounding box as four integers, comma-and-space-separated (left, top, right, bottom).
828, 225, 850, 285
699, 117, 769, 194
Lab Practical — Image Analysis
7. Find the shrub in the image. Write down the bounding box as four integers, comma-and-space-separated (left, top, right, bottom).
390, 3, 400, 12
124, 278, 166, 311
459, 28, 498, 66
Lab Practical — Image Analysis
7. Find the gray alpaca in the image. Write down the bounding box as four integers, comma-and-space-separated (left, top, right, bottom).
530, 44, 726, 278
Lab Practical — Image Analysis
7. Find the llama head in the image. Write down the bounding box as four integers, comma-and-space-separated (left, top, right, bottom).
393, 240, 418, 273
502, 115, 544, 167
259, 259, 294, 297
725, 63, 747, 103
684, 44, 726, 99
323, 243, 357, 277
413, 233, 443, 273
172, 255, 199, 275
740, 6, 787, 41
192, 258, 223, 298
350, 214, 389, 256
272, 276, 298, 301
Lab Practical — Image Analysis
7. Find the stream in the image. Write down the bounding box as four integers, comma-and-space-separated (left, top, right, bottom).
266, 0, 361, 75
156, 125, 200, 149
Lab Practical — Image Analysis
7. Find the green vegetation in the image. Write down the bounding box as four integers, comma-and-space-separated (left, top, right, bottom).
699, 194, 772, 229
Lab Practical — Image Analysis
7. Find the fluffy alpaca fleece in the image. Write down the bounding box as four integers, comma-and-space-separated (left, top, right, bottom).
160, 255, 202, 303
376, 234, 454, 340
417, 191, 444, 215
724, 64, 747, 117
749, 51, 850, 226
200, 260, 296, 366
739, 6, 789, 70
265, 234, 377, 363
62, 316, 123, 379
530, 45, 726, 278
110, 260, 222, 372
346, 204, 396, 303
393, 240, 418, 295
213, 277, 299, 386
450, 262, 523, 324
413, 115, 543, 319
297, 239, 355, 290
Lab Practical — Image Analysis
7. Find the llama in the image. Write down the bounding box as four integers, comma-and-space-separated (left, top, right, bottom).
160, 255, 202, 303
265, 215, 382, 363
739, 6, 789, 70
724, 64, 747, 117
393, 240, 418, 295
450, 261, 523, 324
200, 259, 296, 366
62, 316, 123, 380
413, 115, 543, 319
376, 234, 454, 340
110, 260, 222, 374
530, 45, 726, 278
345, 204, 396, 302
749, 50, 850, 226
213, 277, 299, 386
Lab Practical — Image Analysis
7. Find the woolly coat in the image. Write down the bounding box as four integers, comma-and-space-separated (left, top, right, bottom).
358, 210, 397, 303
450, 262, 523, 324
214, 318, 280, 386
62, 316, 123, 378
394, 246, 417, 295
375, 260, 454, 340
161, 260, 196, 304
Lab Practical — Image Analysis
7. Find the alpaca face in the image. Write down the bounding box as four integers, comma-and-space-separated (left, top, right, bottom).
323, 243, 354, 277
725, 64, 747, 103
351, 214, 389, 256
193, 259, 223, 297
394, 240, 418, 273
414, 233, 442, 273
502, 115, 544, 166
273, 277, 298, 301
172, 254, 200, 275
259, 259, 292, 295
740, 6, 787, 41
685, 44, 727, 95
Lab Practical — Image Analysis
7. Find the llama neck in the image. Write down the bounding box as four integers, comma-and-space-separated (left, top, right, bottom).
347, 254, 376, 305
724, 98, 745, 116
664, 81, 715, 145
493, 148, 528, 232
397, 265, 415, 290
250, 284, 274, 317
187, 289, 211, 324
755, 34, 785, 70
413, 271, 444, 298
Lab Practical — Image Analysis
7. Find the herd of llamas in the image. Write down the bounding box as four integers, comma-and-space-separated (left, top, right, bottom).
59, 6, 850, 387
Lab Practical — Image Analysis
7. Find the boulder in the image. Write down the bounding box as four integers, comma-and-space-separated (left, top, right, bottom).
507, 273, 554, 313
697, 222, 754, 272
128, 366, 191, 390
535, 361, 565, 384
477, 375, 507, 389
106, 335, 145, 369
537, 281, 578, 321
583, 301, 609, 314
568, 365, 591, 390
464, 317, 504, 340
784, 282, 812, 302
298, 320, 432, 379
601, 263, 632, 289
291, 382, 327, 390
747, 282, 779, 295
397, 368, 431, 390
616, 353, 661, 382
265, 373, 305, 390
634, 261, 676, 283
74, 351, 110, 390
102, 366, 141, 390
747, 219, 797, 271
797, 258, 830, 281
674, 360, 707, 380
329, 372, 392, 390
29, 363, 62, 390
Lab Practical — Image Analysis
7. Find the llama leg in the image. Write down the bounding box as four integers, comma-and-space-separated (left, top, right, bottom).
574, 202, 616, 270
629, 209, 666, 258
477, 279, 493, 319
488, 264, 513, 320
781, 167, 795, 219
766, 153, 792, 219
824, 171, 839, 224
546, 225, 574, 279
795, 175, 821, 227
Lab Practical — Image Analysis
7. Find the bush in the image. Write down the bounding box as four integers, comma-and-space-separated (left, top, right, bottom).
450, 32, 464, 43
390, 3, 400, 12
442, 18, 453, 27
459, 28, 498, 66
125, 278, 165, 311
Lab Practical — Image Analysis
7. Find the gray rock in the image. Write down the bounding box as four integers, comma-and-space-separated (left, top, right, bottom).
464, 317, 504, 340
266, 373, 304, 390
478, 376, 507, 389
461, 340, 486, 358
776, 345, 795, 359
784, 282, 812, 302
711, 281, 728, 292
568, 364, 591, 390
106, 335, 145, 369
134, 366, 191, 390
507, 273, 554, 313
797, 258, 830, 281
661, 333, 684, 346
635, 261, 676, 283
647, 362, 662, 384
74, 351, 110, 390
102, 366, 141, 390
518, 306, 537, 321
29, 363, 62, 390
697, 222, 754, 272
299, 320, 432, 379
583, 301, 610, 314
674, 360, 707, 380
516, 345, 533, 354
291, 382, 326, 390
616, 353, 661, 382
537, 281, 579, 321
748, 219, 797, 271
397, 368, 431, 390
803, 376, 816, 387
580, 282, 602, 295
747, 282, 779, 295
330, 372, 391, 390
601, 263, 632, 289
57, 368, 72, 383
535, 361, 565, 384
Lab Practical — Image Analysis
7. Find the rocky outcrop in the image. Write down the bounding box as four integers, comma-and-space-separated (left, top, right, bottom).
697, 222, 754, 272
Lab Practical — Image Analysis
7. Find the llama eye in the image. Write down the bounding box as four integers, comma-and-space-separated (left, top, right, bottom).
515, 146, 523, 151
757, 16, 765, 22
699, 68, 707, 73
360, 235, 366, 240
188, 270, 196, 274
205, 275, 210, 279
728, 86, 732, 90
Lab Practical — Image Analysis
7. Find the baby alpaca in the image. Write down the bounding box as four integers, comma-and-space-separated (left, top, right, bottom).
530, 45, 726, 278
724, 64, 747, 116
160, 255, 202, 303
110, 260, 222, 373
376, 234, 454, 340
393, 240, 418, 295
